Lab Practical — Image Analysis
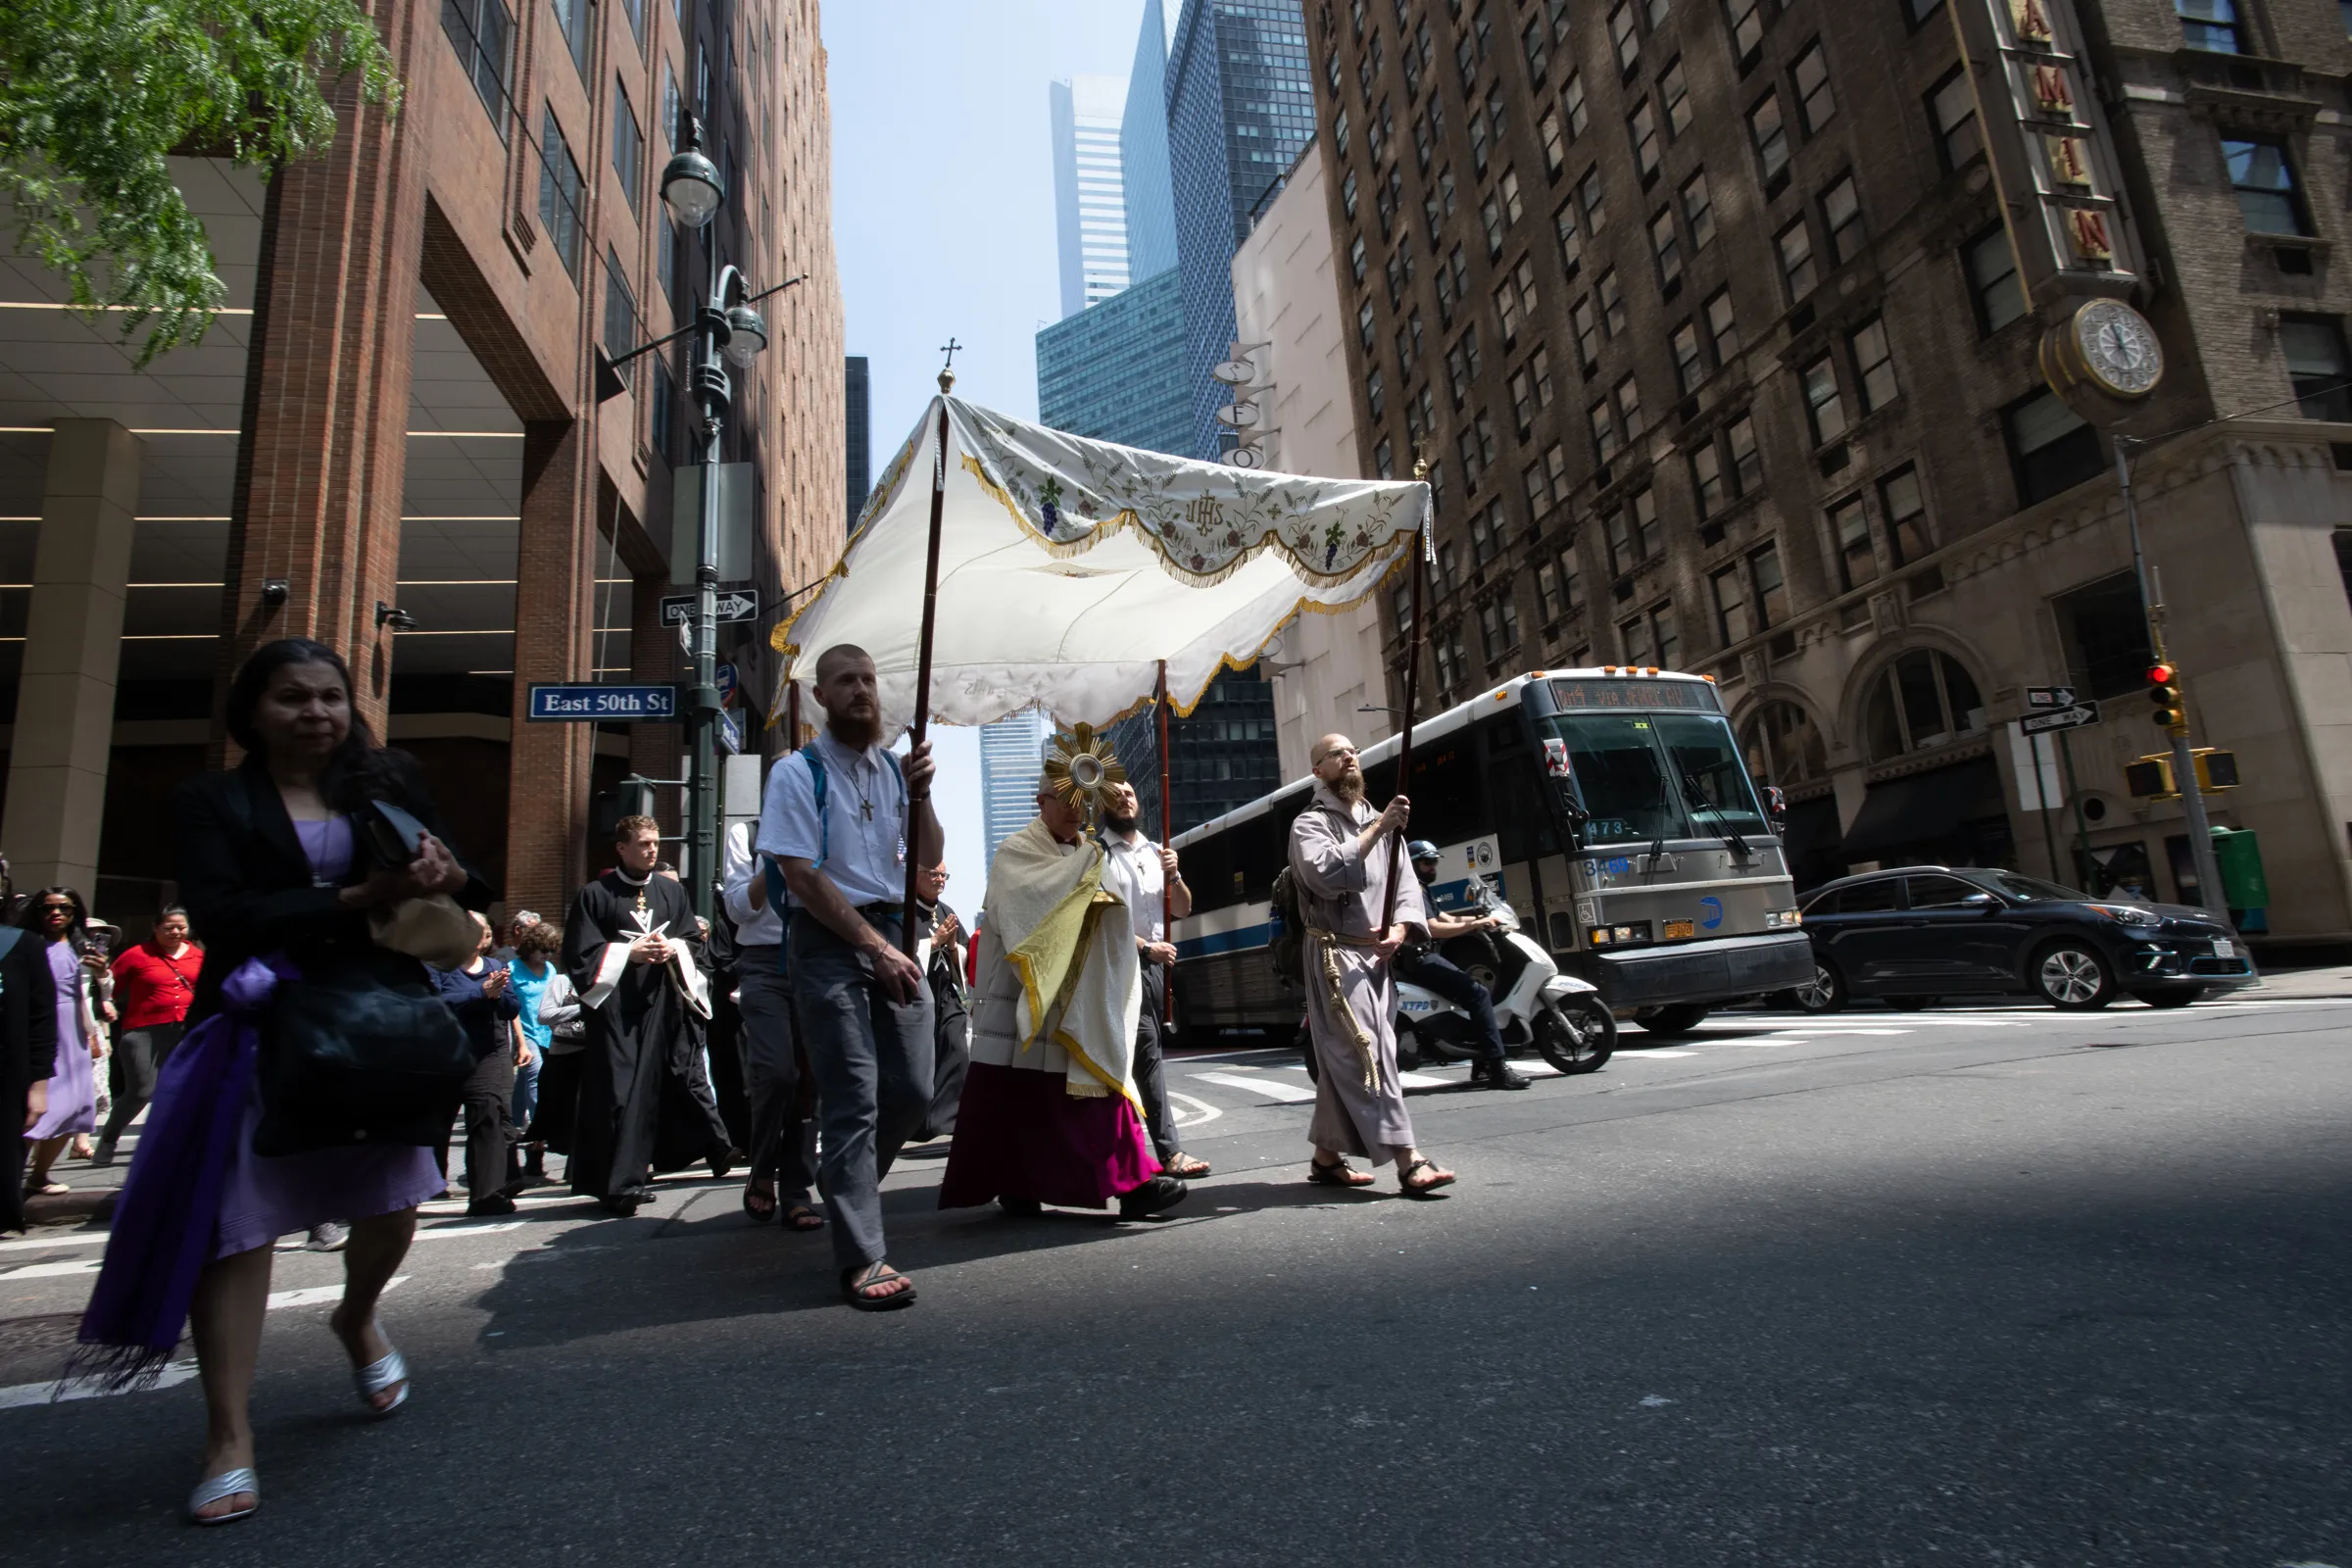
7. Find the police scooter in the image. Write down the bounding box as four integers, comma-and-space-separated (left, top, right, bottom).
1391, 864, 1615, 1077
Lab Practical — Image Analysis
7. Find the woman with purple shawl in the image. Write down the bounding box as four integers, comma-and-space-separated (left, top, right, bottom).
73, 639, 490, 1525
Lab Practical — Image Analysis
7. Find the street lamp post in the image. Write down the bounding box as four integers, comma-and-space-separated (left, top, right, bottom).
597, 114, 802, 923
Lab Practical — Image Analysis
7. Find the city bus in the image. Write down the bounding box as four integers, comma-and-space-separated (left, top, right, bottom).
1169, 667, 1816, 1038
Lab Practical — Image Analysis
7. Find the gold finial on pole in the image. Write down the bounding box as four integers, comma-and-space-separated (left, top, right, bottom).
1411, 445, 1429, 482
938, 336, 961, 394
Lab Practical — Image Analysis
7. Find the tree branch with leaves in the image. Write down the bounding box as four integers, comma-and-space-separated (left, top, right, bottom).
0, 0, 399, 365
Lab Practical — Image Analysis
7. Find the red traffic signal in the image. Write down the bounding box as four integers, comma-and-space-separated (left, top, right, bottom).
2147, 662, 2184, 729
2147, 662, 2175, 684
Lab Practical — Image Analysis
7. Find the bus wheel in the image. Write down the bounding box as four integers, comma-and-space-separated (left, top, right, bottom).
1631, 1004, 1711, 1037
1537, 998, 1615, 1074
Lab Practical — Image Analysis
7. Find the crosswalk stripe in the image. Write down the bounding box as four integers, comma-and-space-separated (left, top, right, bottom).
1191, 1070, 1317, 1103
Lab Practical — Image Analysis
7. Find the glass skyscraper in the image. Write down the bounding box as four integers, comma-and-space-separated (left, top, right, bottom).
844, 355, 869, 533
1036, 271, 1191, 455
1121, 0, 1181, 279
1164, 0, 1313, 463
978, 709, 1052, 868
1050, 76, 1133, 318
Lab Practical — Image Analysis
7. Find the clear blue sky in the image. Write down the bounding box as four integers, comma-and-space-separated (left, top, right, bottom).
821, 0, 1147, 906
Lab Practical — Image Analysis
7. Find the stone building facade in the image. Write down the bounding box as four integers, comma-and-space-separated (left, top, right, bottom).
1306, 0, 2352, 949
0, 0, 842, 921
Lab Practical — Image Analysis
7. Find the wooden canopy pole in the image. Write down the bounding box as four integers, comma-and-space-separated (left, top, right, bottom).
1155, 659, 1175, 1027
900, 356, 956, 956
1379, 513, 1431, 930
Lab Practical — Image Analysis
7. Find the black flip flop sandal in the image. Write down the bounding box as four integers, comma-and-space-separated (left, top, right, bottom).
1398, 1157, 1456, 1198
841, 1261, 917, 1311
784, 1202, 825, 1232
743, 1185, 778, 1224
1306, 1158, 1375, 1188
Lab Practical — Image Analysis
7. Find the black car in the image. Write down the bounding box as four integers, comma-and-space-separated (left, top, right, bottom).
1790, 866, 2256, 1011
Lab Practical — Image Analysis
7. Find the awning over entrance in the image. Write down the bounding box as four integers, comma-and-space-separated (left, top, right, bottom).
1838, 755, 2008, 864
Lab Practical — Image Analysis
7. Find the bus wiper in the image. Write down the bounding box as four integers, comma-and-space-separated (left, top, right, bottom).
1681, 771, 1751, 858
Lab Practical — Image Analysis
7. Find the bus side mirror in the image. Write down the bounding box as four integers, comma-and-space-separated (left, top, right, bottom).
1763, 784, 1788, 831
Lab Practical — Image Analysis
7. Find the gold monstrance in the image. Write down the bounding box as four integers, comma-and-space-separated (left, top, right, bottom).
1042, 721, 1128, 830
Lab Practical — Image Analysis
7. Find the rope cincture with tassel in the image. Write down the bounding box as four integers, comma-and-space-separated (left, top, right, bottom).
1309, 927, 1382, 1091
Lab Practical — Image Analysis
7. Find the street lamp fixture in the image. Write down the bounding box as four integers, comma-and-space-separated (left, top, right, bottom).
721, 302, 768, 367
659, 116, 724, 230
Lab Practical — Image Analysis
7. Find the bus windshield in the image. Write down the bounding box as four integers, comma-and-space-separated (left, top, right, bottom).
1546, 710, 1770, 846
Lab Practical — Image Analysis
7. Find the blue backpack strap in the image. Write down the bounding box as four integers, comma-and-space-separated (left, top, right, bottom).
767, 744, 830, 978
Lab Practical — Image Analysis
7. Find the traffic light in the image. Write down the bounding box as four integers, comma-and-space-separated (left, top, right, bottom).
2147, 662, 2184, 730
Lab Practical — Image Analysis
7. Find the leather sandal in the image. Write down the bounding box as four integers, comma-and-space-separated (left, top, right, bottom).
841, 1261, 917, 1311
1306, 1157, 1375, 1188
1398, 1157, 1457, 1197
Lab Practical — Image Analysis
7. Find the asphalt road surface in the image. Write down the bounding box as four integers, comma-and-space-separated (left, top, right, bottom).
5, 996, 2348, 1566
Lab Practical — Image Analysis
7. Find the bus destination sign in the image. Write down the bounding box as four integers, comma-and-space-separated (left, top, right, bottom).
1548, 676, 1720, 713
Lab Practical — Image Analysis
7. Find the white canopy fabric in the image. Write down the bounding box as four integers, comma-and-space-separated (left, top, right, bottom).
769, 394, 1430, 733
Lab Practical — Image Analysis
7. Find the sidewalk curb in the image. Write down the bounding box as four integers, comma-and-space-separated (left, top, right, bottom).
22, 1191, 115, 1229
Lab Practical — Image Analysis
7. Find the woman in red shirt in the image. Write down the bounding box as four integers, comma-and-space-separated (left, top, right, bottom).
94, 907, 203, 1165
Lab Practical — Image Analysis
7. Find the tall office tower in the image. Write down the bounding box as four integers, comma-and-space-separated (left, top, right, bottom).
1037, 271, 1192, 453
845, 355, 870, 533
1122, 0, 1182, 280
1051, 75, 1134, 318
1310, 0, 2352, 931
1164, 0, 1314, 463
978, 710, 1053, 866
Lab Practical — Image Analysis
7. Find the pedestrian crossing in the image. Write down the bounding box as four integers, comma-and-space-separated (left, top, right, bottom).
1179, 1012, 2056, 1107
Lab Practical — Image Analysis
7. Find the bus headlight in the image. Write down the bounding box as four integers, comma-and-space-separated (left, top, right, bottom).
1764, 908, 1802, 928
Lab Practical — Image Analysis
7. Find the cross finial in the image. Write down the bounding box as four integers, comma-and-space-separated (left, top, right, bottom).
938, 337, 961, 393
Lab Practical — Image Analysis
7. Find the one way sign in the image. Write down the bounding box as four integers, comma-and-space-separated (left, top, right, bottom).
2020, 701, 2101, 736
661, 590, 759, 626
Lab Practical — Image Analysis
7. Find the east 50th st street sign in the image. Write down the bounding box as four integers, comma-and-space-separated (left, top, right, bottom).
527, 684, 677, 721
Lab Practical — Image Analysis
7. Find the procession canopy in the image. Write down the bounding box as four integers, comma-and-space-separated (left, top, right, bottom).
770, 395, 1431, 732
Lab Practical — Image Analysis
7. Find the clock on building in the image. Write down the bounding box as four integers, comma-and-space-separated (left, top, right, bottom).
2042, 296, 2164, 408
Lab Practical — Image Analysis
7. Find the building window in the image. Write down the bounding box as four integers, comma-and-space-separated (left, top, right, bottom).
1524, 14, 1552, 83
1471, 500, 1502, 565
1851, 317, 1897, 412
1727, 412, 1761, 492
1710, 546, 1787, 650
1591, 400, 1619, 465
1501, 169, 1526, 226
1821, 173, 1863, 265
1599, 268, 1626, 335
1691, 441, 1725, 515
2281, 316, 2352, 420
1546, 442, 1571, 504
1526, 461, 1554, 520
2336, 529, 2352, 611
1777, 219, 1817, 301
657, 216, 677, 304
1564, 69, 1590, 136
1510, 368, 1537, 436
539, 105, 586, 278
1605, 506, 1635, 573
1724, 0, 1765, 66
1928, 68, 1981, 171
1671, 319, 1703, 393
1864, 649, 1985, 761
1628, 100, 1660, 181
662, 60, 680, 148
1801, 356, 1846, 445
1538, 561, 1565, 619
1632, 486, 1661, 559
2178, 0, 2243, 52
1392, 580, 1414, 635
1650, 207, 1683, 290
1348, 235, 1367, 285
1375, 438, 1396, 478
551, 0, 592, 74
1366, 368, 1387, 421
1341, 171, 1358, 220
1748, 91, 1788, 187
1334, 109, 1350, 156
441, 0, 514, 132
1711, 562, 1753, 645
1831, 494, 1877, 590
1572, 295, 1600, 367
1660, 57, 1692, 138
1880, 464, 1933, 564
1539, 107, 1567, 175
612, 81, 644, 215
1579, 167, 1607, 233
1608, 1, 1640, 73
2225, 138, 2310, 235
1359, 298, 1378, 352
1616, 373, 1645, 444
1555, 201, 1585, 277
2050, 571, 2156, 700
603, 246, 638, 387
1681, 170, 1715, 250
1622, 600, 1681, 667
1741, 700, 1829, 788
1965, 226, 2027, 334
1480, 593, 1523, 660
1532, 344, 1555, 408
1750, 541, 1788, 626
1704, 286, 1738, 361
2006, 388, 2104, 505
1791, 40, 1837, 134
651, 356, 675, 464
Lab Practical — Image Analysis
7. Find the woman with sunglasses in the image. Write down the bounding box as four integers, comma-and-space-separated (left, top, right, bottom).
19, 887, 102, 1199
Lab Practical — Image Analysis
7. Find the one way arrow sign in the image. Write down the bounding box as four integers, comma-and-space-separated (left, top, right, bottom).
661, 590, 759, 626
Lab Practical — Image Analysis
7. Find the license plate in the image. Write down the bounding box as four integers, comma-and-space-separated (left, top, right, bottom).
1662, 919, 1695, 940
2212, 939, 2234, 957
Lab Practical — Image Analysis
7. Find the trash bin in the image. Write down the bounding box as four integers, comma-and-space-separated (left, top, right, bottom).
2210, 826, 2269, 933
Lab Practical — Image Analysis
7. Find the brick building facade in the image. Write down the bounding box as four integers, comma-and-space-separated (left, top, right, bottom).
0, 0, 842, 921
1305, 0, 2352, 948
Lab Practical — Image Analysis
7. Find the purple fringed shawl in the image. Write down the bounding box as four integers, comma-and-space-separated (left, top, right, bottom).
66, 956, 289, 1391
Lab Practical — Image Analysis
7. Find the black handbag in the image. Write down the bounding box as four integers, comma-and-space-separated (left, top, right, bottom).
249, 790, 474, 1155
254, 945, 474, 1156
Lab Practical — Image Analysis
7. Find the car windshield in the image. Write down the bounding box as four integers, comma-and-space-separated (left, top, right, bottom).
1982, 870, 2099, 903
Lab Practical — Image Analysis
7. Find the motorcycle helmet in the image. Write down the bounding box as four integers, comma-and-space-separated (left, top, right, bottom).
1406, 840, 1441, 862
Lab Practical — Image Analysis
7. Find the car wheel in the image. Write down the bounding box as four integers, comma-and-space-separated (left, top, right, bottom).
2132, 987, 2206, 1009
1537, 997, 1616, 1074
1630, 1004, 1711, 1037
1784, 960, 1844, 1013
2032, 940, 2116, 1010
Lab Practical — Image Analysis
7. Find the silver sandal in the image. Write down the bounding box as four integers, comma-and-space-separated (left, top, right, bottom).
186, 1467, 259, 1526
352, 1334, 409, 1417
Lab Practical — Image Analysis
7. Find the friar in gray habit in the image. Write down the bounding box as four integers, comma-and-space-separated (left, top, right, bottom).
1288, 732, 1458, 1198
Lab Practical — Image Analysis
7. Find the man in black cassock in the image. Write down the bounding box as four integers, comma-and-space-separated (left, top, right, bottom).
563, 814, 733, 1215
